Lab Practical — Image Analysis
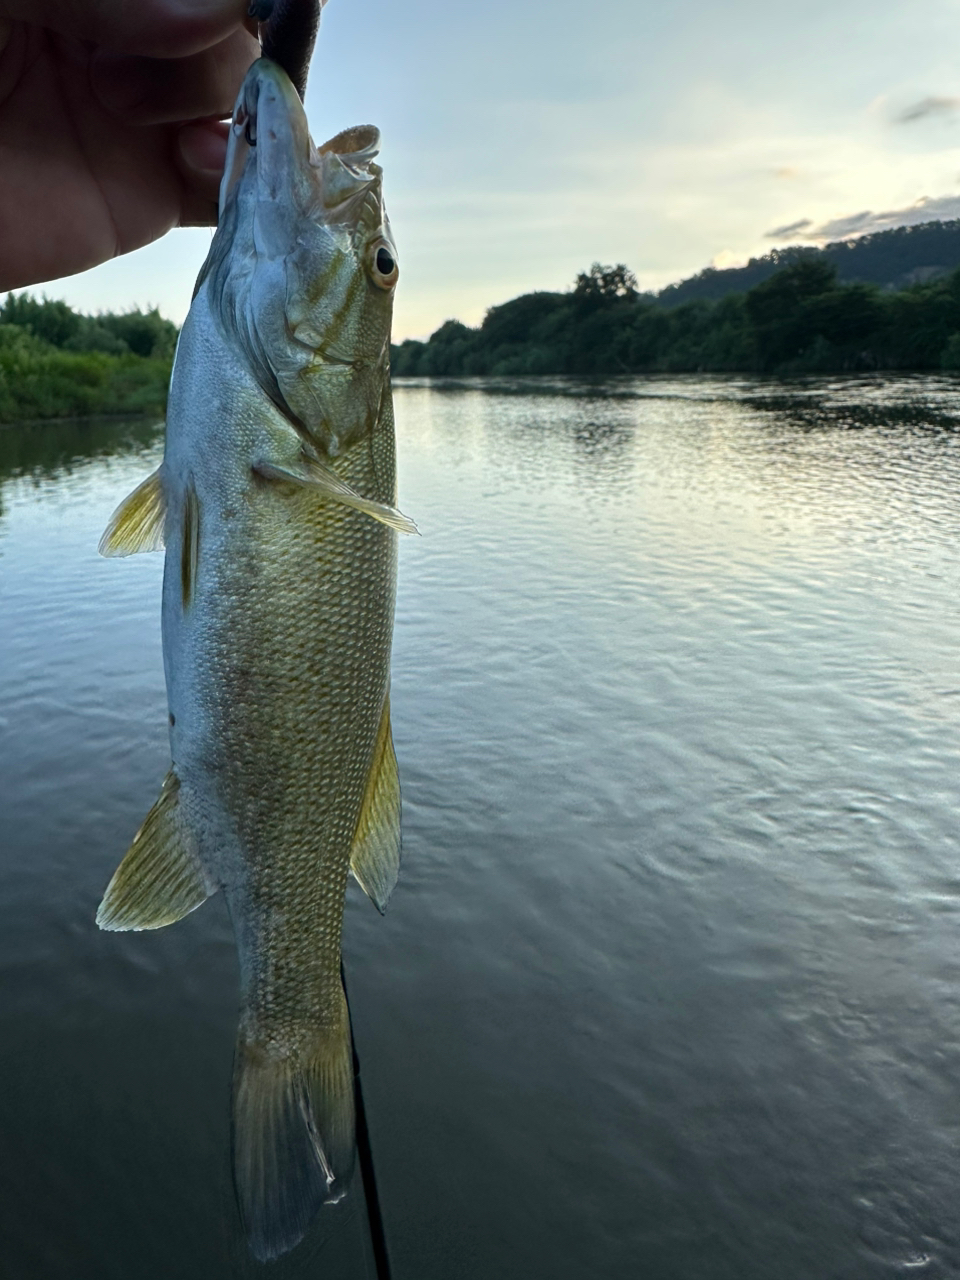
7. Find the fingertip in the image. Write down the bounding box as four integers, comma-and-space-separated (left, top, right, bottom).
177, 120, 229, 213
179, 119, 229, 174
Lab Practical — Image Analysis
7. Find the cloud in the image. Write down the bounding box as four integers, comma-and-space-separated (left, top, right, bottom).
761, 195, 960, 248
809, 210, 877, 239
764, 217, 813, 239
897, 96, 960, 123
807, 195, 960, 241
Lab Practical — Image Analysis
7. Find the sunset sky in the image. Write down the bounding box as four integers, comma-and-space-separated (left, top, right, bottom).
14, 0, 960, 339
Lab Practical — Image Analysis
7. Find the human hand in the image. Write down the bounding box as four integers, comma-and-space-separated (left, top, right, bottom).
0, 0, 260, 291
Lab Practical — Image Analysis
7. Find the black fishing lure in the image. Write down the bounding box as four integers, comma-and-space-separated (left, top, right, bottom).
248, 0, 323, 100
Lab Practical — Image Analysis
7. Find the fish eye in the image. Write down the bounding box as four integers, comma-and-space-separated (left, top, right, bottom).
369, 241, 399, 289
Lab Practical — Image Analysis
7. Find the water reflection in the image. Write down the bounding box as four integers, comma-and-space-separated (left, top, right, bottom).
0, 415, 163, 482
3, 378, 960, 1278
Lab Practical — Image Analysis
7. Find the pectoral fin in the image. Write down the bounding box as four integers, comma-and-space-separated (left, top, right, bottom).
99, 468, 166, 556
349, 697, 401, 913
96, 772, 216, 931
254, 456, 418, 535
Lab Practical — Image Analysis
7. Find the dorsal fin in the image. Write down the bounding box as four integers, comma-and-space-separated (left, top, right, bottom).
99, 468, 166, 556
96, 771, 216, 931
349, 697, 401, 913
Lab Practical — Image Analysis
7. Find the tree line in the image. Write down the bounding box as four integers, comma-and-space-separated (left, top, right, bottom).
391, 258, 960, 377
8, 250, 960, 424
0, 293, 177, 421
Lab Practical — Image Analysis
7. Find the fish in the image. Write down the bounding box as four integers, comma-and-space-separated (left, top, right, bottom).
94, 43, 414, 1261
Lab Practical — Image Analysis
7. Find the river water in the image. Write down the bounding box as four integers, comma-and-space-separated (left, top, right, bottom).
2, 375, 960, 1278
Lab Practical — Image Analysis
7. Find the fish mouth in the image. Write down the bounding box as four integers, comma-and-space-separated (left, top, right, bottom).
219, 58, 382, 232
219, 57, 312, 214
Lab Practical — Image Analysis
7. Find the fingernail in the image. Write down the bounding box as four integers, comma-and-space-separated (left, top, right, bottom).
179, 121, 229, 175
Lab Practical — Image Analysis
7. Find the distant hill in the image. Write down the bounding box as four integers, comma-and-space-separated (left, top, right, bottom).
657, 220, 960, 307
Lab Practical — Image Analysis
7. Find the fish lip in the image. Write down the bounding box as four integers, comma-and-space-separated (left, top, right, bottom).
219, 56, 313, 216
219, 58, 382, 232
238, 55, 305, 134
317, 124, 380, 160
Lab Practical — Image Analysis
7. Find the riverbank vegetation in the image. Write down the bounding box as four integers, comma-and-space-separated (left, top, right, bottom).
0, 294, 176, 422
9, 229, 960, 422
391, 257, 960, 378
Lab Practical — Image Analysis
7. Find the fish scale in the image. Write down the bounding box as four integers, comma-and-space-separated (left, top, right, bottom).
200, 457, 395, 1027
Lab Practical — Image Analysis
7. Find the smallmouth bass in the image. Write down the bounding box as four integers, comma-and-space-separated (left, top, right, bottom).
96, 53, 412, 1261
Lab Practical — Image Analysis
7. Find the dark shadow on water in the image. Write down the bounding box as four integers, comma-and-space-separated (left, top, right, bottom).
0, 415, 164, 484
572, 418, 635, 460
394, 372, 960, 438
395, 369, 958, 404
744, 396, 960, 435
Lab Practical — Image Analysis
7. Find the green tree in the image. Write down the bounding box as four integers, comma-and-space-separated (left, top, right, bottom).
574, 263, 639, 303
98, 308, 179, 360
745, 256, 838, 368
0, 293, 81, 347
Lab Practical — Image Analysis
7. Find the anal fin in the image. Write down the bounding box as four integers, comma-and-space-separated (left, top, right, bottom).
349, 696, 401, 913
96, 771, 215, 931
99, 467, 166, 556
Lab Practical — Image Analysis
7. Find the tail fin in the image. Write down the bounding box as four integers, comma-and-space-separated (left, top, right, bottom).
232, 1013, 356, 1261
